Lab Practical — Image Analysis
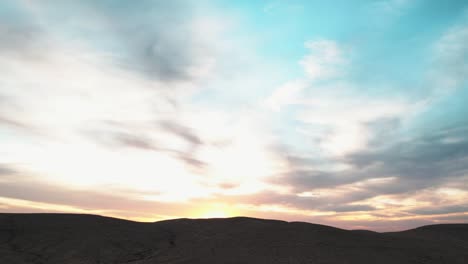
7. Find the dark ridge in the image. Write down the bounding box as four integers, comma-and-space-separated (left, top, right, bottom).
1, 213, 467, 264
351, 229, 380, 234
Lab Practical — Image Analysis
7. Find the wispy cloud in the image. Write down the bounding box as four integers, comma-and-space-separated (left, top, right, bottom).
300, 40, 348, 81
368, 0, 418, 24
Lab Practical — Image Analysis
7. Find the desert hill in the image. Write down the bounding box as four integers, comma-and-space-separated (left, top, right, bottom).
1, 213, 467, 263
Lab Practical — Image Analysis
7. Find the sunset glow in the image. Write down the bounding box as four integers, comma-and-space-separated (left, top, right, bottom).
1, 0, 468, 231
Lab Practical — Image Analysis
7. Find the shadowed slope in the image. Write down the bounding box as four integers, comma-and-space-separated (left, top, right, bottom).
1, 214, 467, 263
0, 214, 173, 264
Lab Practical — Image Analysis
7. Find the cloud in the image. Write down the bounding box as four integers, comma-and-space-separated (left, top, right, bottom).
430, 23, 468, 92
347, 123, 468, 176
271, 169, 357, 190
82, 120, 208, 174
14, 0, 217, 83
0, 7, 45, 58
0, 164, 15, 175
265, 38, 415, 156
298, 92, 411, 155
408, 204, 468, 215
0, 116, 32, 131
263, 80, 307, 111
300, 40, 347, 81
258, 17, 468, 228
323, 204, 377, 213
0, 169, 196, 220
372, 0, 415, 14
1, 0, 467, 231
3, 156, 290, 220
434, 214, 468, 222
159, 120, 203, 146
0, 1, 231, 199
0, 21, 278, 200
263, 119, 468, 216
368, 0, 417, 24
113, 132, 157, 151
92, 1, 207, 82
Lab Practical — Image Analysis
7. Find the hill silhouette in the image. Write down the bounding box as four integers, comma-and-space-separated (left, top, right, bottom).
1, 213, 467, 263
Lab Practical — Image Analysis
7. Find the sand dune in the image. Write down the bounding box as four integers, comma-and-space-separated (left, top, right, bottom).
1, 213, 467, 263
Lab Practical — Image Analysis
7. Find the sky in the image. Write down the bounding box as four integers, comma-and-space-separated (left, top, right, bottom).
0, 0, 467, 231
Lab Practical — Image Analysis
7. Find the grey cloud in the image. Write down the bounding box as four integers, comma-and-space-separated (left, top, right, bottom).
75, 0, 202, 82
323, 204, 377, 213
113, 133, 157, 151
1, 1, 210, 172
0, 14, 45, 57
365, 117, 401, 148
0, 116, 30, 130
207, 191, 373, 213
159, 120, 203, 146
284, 155, 322, 169
0, 165, 15, 176
275, 145, 327, 169
83, 121, 206, 171
0, 94, 36, 132
433, 214, 468, 222
407, 205, 468, 216
158, 120, 207, 171
83, 126, 158, 151
346, 125, 468, 191
362, 122, 468, 183
0, 24, 37, 53
268, 22, 468, 207
269, 145, 352, 190
271, 169, 359, 190
270, 120, 468, 210
1, 1, 206, 82
0, 173, 191, 216
349, 127, 468, 169
432, 23, 468, 89
176, 155, 206, 170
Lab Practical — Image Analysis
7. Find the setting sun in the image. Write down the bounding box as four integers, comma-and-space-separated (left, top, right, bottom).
1, 0, 467, 233
1, 0, 468, 263
196, 204, 237, 219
